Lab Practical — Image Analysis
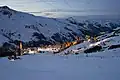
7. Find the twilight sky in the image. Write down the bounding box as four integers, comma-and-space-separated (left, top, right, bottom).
0, 0, 120, 17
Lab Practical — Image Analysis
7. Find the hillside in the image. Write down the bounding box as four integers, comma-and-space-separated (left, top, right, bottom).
60, 28, 120, 55
0, 6, 120, 47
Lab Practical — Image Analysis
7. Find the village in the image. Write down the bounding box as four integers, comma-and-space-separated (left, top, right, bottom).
22, 37, 80, 54
22, 36, 97, 55
0, 35, 98, 60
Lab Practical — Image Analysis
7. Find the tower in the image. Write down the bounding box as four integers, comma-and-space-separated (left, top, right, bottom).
18, 41, 23, 56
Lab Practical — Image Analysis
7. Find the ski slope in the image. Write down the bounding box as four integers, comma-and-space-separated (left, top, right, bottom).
0, 48, 120, 80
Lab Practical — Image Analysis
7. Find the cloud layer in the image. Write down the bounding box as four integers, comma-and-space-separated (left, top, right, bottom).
0, 0, 120, 17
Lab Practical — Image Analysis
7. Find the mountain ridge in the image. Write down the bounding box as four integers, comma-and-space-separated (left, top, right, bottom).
0, 6, 120, 47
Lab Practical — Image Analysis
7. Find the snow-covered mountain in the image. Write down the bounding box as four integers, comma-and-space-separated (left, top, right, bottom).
0, 6, 120, 46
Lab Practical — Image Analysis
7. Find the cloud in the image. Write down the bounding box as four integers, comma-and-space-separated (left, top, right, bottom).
29, 9, 120, 13
0, 0, 120, 17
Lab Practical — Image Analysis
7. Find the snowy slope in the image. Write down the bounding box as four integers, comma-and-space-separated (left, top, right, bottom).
0, 6, 82, 45
0, 48, 120, 80
60, 29, 120, 55
0, 6, 120, 46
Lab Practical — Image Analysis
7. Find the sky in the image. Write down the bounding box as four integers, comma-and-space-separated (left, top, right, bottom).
0, 0, 120, 17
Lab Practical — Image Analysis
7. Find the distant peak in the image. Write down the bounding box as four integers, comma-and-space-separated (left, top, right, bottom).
0, 6, 16, 12
0, 6, 16, 17
0, 6, 10, 9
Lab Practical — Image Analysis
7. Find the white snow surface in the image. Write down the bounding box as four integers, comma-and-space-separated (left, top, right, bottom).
89, 36, 120, 48
0, 48, 120, 80
0, 7, 81, 43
